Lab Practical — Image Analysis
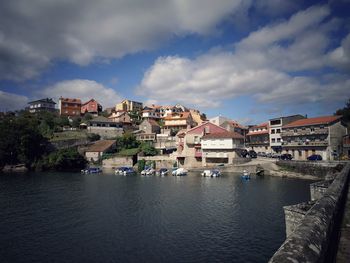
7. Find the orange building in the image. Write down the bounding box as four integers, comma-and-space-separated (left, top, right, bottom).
59, 97, 82, 116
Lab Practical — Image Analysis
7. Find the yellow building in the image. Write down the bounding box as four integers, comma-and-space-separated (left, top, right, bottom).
115, 99, 143, 112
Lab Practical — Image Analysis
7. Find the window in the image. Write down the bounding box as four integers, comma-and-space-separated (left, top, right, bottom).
271, 129, 275, 134
272, 138, 276, 143
310, 127, 315, 132
294, 128, 297, 133
276, 129, 281, 133
277, 138, 281, 142
298, 150, 302, 157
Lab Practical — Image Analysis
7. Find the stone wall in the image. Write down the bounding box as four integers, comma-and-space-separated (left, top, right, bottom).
139, 155, 176, 169
277, 160, 345, 178
50, 138, 91, 150
102, 156, 134, 168
269, 163, 350, 263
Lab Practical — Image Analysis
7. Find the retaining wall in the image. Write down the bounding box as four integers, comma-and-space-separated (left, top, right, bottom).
269, 163, 350, 262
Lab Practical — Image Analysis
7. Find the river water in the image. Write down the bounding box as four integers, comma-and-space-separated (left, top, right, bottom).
0, 172, 311, 263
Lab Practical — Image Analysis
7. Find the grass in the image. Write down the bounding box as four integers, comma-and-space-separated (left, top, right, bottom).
50, 131, 88, 142
117, 148, 140, 156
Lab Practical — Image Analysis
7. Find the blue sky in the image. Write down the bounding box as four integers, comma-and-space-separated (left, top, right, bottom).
0, 0, 349, 124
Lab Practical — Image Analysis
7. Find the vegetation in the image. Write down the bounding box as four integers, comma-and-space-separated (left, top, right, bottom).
140, 142, 158, 156
0, 111, 87, 172
37, 148, 87, 171
138, 159, 146, 172
335, 98, 350, 128
117, 148, 140, 156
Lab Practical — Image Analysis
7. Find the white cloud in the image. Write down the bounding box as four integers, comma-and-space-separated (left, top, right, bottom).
40, 79, 122, 108
0, 90, 29, 111
0, 0, 245, 81
137, 5, 350, 111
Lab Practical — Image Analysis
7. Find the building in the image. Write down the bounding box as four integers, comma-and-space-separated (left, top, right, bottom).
201, 131, 244, 166
281, 115, 347, 160
269, 115, 305, 153
59, 97, 82, 117
175, 122, 243, 167
116, 99, 143, 113
108, 110, 132, 125
87, 116, 123, 139
163, 112, 196, 133
85, 140, 116, 162
142, 105, 161, 119
81, 99, 102, 116
209, 116, 231, 126
135, 119, 161, 142
27, 98, 56, 113
246, 123, 270, 153
189, 109, 207, 125
220, 120, 248, 136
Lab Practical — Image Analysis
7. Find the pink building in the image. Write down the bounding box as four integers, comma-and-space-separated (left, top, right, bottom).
81, 99, 102, 115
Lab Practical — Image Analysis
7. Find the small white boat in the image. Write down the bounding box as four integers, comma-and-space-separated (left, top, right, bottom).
115, 167, 135, 176
201, 169, 221, 177
241, 169, 250, 180
172, 168, 188, 176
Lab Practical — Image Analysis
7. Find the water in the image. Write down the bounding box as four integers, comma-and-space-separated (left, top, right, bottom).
0, 172, 311, 263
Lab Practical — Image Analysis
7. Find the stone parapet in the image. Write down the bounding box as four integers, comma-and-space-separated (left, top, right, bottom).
269, 163, 350, 263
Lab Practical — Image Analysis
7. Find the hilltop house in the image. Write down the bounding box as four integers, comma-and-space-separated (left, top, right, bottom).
59, 97, 82, 117
81, 99, 102, 116
135, 119, 161, 142
108, 110, 132, 125
281, 115, 347, 160
163, 112, 196, 133
28, 98, 56, 113
142, 105, 161, 119
116, 99, 143, 113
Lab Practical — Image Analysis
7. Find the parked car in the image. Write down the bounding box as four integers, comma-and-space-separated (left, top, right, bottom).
249, 150, 257, 158
280, 154, 293, 160
307, 154, 322, 161
238, 149, 249, 158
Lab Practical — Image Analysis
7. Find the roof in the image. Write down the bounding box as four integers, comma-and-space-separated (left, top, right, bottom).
147, 119, 160, 127
164, 112, 192, 120
86, 140, 115, 152
28, 98, 56, 104
89, 116, 114, 123
202, 131, 244, 139
81, 99, 101, 106
223, 120, 247, 129
283, 115, 342, 128
252, 122, 269, 129
59, 97, 82, 104
247, 130, 269, 136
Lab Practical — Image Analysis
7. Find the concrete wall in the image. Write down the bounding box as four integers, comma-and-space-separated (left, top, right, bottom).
329, 121, 347, 160
269, 163, 350, 263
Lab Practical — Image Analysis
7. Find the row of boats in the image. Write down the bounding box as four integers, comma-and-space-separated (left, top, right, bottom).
82, 167, 263, 179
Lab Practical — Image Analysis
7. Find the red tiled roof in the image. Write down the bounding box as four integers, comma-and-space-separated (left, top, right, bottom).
164, 112, 191, 120
283, 115, 342, 128
81, 98, 100, 106
86, 140, 115, 152
202, 131, 244, 139
253, 122, 269, 129
247, 130, 269, 136
60, 97, 82, 104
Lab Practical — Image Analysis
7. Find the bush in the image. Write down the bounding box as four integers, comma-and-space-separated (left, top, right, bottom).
140, 142, 158, 156
87, 133, 101, 142
138, 159, 146, 172
40, 148, 87, 171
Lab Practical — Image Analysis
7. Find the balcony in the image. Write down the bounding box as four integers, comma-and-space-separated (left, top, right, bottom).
282, 141, 328, 147
282, 128, 328, 137
203, 152, 228, 158
194, 152, 202, 158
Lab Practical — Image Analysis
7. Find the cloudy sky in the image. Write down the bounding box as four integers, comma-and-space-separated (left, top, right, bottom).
0, 0, 349, 124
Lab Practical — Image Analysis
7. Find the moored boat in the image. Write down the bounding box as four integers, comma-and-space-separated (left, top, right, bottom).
172, 167, 188, 176
201, 169, 221, 177
81, 167, 102, 174
241, 169, 250, 180
157, 168, 169, 176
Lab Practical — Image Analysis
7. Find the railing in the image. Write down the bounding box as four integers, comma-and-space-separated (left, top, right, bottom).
282, 128, 328, 137
203, 152, 228, 158
282, 141, 328, 147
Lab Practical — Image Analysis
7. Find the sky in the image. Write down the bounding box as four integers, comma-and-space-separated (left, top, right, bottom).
0, 0, 349, 124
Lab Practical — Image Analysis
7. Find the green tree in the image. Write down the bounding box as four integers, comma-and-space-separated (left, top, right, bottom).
140, 142, 158, 156
335, 98, 350, 126
138, 159, 146, 172
116, 132, 140, 150
41, 148, 87, 171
